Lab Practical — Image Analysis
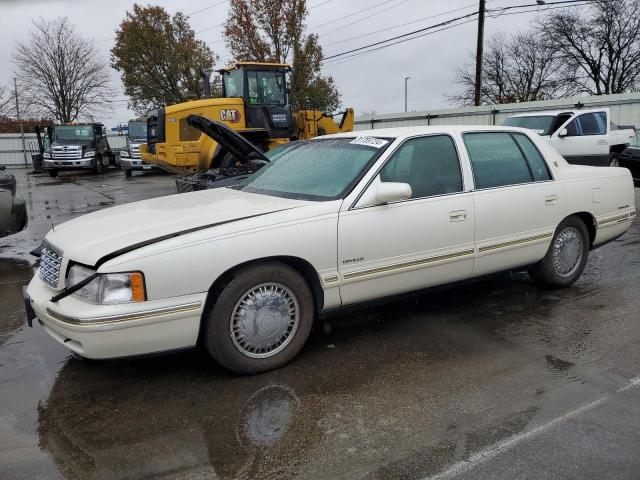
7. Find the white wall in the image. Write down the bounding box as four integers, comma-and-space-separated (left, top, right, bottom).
355, 93, 640, 142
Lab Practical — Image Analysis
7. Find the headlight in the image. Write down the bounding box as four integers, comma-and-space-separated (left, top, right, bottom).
84, 150, 95, 158
43, 152, 51, 159
68, 265, 146, 304
120, 150, 130, 158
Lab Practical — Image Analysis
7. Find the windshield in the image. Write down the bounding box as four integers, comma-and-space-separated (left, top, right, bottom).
54, 126, 94, 141
502, 116, 556, 135
247, 70, 286, 105
239, 137, 391, 200
128, 121, 147, 141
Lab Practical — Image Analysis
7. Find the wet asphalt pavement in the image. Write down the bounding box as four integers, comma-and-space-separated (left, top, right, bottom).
1, 168, 640, 479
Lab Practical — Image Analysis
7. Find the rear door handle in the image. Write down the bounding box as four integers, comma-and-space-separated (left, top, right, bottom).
545, 195, 558, 206
449, 210, 467, 222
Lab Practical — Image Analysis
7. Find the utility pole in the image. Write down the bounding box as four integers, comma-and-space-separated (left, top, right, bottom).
404, 76, 411, 113
474, 0, 486, 107
14, 77, 28, 167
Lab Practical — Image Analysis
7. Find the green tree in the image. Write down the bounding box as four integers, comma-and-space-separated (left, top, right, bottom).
224, 0, 341, 112
111, 4, 217, 115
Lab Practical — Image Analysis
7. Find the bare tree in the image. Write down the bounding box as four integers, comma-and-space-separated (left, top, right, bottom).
0, 85, 15, 119
13, 17, 114, 123
537, 0, 640, 95
450, 32, 566, 105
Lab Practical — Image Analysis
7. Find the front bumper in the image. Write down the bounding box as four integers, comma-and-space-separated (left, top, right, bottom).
121, 158, 156, 171
44, 158, 94, 169
24, 275, 206, 359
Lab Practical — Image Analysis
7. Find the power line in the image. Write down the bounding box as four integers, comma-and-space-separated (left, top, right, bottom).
186, 0, 228, 16
310, 0, 401, 30
309, 0, 336, 9
318, 0, 414, 37
322, 0, 597, 63
322, 1, 490, 47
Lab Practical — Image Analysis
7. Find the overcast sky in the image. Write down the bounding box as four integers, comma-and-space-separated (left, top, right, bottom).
0, 0, 551, 126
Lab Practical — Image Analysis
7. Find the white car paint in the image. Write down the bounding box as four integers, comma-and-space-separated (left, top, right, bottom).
26, 125, 636, 360
503, 108, 635, 166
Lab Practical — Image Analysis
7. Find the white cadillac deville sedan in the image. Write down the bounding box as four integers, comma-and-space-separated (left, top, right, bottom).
25, 126, 635, 373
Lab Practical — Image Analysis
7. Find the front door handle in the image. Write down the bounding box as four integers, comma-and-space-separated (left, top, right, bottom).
449, 210, 467, 222
545, 195, 558, 206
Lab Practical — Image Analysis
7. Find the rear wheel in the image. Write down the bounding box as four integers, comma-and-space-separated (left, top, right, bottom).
124, 169, 132, 178
528, 216, 589, 288
202, 262, 314, 374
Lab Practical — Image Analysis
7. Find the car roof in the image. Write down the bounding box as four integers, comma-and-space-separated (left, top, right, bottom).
320, 124, 535, 141
505, 108, 607, 118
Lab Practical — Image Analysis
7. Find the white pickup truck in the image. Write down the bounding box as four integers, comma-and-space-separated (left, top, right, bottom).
503, 108, 636, 167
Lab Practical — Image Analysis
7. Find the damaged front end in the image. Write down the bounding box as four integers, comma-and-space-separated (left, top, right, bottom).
174, 115, 302, 193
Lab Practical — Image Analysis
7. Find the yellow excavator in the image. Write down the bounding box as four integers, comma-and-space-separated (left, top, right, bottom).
140, 62, 355, 175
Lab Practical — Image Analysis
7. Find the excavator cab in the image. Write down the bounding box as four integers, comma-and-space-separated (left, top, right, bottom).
218, 62, 294, 140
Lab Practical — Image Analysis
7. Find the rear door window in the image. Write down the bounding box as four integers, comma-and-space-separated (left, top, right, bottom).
464, 132, 533, 189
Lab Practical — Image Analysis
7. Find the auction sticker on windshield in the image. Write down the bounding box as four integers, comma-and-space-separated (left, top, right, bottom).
350, 137, 389, 148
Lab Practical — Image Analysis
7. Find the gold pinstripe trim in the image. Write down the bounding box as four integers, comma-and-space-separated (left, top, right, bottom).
598, 212, 632, 227
46, 302, 203, 326
323, 275, 339, 284
478, 232, 553, 253
342, 248, 475, 280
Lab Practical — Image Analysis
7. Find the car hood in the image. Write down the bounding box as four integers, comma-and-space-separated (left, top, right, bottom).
44, 187, 309, 267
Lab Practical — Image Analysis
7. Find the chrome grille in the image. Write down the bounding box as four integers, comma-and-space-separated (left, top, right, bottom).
39, 241, 63, 288
52, 146, 82, 160
130, 144, 141, 159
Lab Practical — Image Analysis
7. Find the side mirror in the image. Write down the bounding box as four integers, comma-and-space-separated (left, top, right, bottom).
375, 182, 412, 204
558, 128, 568, 138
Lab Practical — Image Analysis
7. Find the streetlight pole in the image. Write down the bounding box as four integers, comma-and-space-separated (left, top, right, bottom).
14, 77, 28, 167
404, 76, 411, 113
474, 0, 486, 106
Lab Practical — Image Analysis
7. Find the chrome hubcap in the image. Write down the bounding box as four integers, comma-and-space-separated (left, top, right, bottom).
230, 283, 299, 358
552, 227, 583, 277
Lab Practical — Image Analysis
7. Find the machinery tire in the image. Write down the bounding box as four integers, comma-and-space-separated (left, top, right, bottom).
124, 169, 132, 178
528, 216, 589, 288
48, 170, 58, 178
202, 262, 314, 374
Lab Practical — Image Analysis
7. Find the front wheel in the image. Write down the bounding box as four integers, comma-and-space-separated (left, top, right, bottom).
94, 156, 104, 175
528, 216, 589, 288
202, 262, 314, 374
124, 169, 132, 178
609, 152, 621, 167
48, 169, 58, 178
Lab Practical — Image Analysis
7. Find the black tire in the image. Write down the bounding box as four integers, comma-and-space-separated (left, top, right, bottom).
124, 169, 132, 178
48, 169, 58, 178
609, 152, 621, 167
528, 216, 589, 288
94, 156, 104, 175
202, 262, 314, 374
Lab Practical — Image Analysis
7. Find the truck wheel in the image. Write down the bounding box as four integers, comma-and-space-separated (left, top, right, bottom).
94, 156, 104, 175
124, 169, 132, 178
202, 262, 314, 374
609, 153, 620, 167
528, 216, 589, 288
48, 170, 58, 178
